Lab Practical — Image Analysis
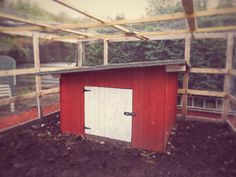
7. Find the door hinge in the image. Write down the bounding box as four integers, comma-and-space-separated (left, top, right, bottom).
85, 126, 91, 129
83, 88, 91, 92
124, 112, 136, 117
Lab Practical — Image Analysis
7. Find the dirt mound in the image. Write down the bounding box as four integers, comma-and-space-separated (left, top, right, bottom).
0, 116, 236, 177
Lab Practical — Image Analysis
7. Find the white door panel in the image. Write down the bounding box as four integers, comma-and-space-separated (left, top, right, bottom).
85, 86, 132, 142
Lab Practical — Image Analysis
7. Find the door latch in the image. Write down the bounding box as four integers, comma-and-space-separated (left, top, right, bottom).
83, 88, 91, 92
84, 126, 91, 129
124, 112, 136, 117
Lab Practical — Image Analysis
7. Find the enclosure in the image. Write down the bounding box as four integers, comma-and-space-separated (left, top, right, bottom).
0, 0, 236, 176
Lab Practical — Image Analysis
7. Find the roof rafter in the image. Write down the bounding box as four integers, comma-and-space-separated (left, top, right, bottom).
0, 7, 236, 33
0, 12, 92, 37
51, 25, 236, 41
54, 0, 148, 40
181, 0, 196, 31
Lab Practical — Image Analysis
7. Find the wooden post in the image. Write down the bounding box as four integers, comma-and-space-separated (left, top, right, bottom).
181, 34, 191, 117
222, 33, 234, 120
77, 41, 83, 67
33, 33, 43, 118
104, 39, 108, 65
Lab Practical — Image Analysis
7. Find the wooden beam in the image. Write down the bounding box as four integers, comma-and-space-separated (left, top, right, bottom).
2, 7, 235, 32
77, 41, 83, 67
41, 87, 59, 95
194, 32, 228, 39
222, 33, 234, 120
1, 30, 78, 43
0, 12, 91, 38
52, 29, 191, 41
196, 25, 236, 33
33, 33, 43, 118
0, 66, 79, 77
190, 68, 227, 74
0, 68, 36, 77
0, 92, 37, 106
178, 89, 226, 97
181, 0, 196, 31
103, 39, 108, 65
54, 0, 148, 40
166, 65, 186, 72
52, 24, 236, 41
181, 34, 191, 117
0, 87, 59, 106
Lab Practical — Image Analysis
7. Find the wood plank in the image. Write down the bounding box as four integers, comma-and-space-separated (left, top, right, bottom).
103, 40, 108, 65
178, 89, 226, 97
0, 87, 59, 106
2, 7, 235, 32
1, 31, 78, 43
196, 7, 236, 17
54, 0, 148, 40
51, 28, 236, 41
0, 67, 79, 77
165, 65, 186, 72
181, 35, 191, 117
0, 13, 91, 38
196, 25, 236, 33
0, 68, 36, 77
77, 41, 83, 67
33, 34, 43, 118
181, 0, 196, 31
190, 68, 227, 74
53, 29, 191, 41
0, 92, 37, 106
41, 87, 59, 95
222, 33, 234, 120
194, 32, 228, 39
106, 32, 231, 42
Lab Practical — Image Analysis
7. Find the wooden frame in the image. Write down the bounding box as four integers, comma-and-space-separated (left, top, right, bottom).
181, 34, 191, 117
222, 33, 234, 119
0, 1, 235, 124
33, 34, 43, 118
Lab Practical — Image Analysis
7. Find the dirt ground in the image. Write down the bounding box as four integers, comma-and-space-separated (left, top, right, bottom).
0, 116, 236, 177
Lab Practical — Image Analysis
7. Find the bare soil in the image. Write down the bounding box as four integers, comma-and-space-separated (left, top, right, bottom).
0, 116, 236, 177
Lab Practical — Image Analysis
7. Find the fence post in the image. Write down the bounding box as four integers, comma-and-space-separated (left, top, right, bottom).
33, 33, 43, 118
104, 39, 108, 65
181, 34, 191, 117
77, 41, 83, 67
222, 33, 234, 120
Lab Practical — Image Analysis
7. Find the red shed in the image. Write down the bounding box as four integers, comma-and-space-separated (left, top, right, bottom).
54, 60, 185, 152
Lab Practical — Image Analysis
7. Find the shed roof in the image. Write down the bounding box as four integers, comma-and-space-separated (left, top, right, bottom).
38, 59, 186, 75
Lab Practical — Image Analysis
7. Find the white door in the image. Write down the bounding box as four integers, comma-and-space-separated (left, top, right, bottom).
85, 86, 133, 142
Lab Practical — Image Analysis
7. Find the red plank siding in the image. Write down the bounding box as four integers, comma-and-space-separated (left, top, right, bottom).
60, 66, 178, 152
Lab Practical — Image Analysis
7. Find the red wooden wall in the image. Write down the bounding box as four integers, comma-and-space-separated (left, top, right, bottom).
60, 66, 178, 152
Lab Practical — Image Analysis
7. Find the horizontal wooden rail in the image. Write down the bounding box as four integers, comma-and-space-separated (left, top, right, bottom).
41, 87, 59, 95
178, 89, 225, 97
0, 68, 36, 77
190, 68, 227, 74
1, 7, 236, 32
0, 67, 78, 77
0, 87, 59, 106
